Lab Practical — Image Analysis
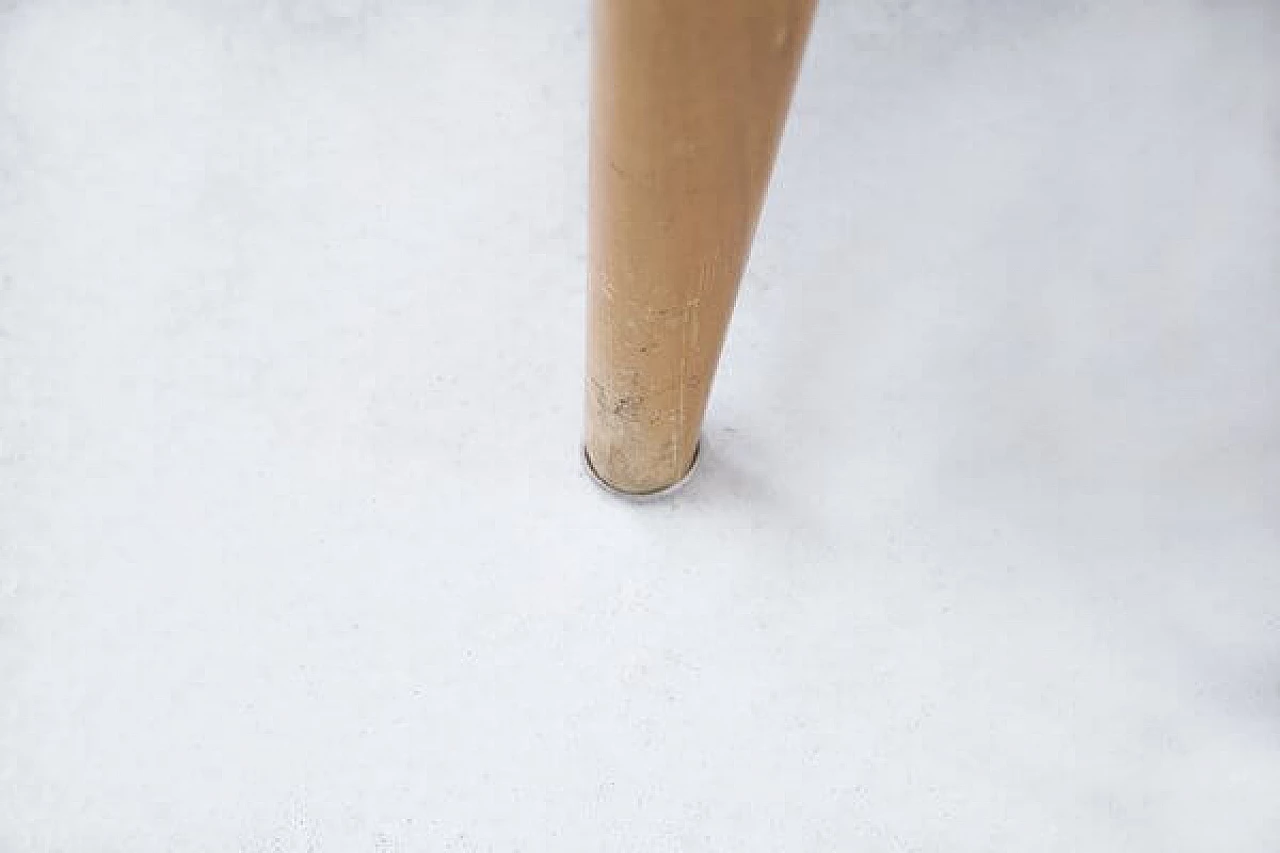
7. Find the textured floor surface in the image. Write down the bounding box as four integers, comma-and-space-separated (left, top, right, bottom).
2, 1, 1279, 850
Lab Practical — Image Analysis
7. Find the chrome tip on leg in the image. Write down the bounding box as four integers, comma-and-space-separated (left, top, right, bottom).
582, 439, 702, 502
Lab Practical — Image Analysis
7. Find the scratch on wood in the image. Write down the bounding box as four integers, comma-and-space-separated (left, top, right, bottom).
607, 158, 655, 189
677, 251, 719, 456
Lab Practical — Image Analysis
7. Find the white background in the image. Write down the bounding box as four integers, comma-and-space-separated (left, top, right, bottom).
2, 0, 1278, 850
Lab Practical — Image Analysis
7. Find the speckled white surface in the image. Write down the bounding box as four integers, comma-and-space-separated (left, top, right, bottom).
2, 1, 1278, 850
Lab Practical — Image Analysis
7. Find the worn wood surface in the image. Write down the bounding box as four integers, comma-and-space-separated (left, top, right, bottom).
585, 0, 816, 494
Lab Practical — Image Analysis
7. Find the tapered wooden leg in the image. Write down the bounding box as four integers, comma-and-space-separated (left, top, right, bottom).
585, 0, 816, 494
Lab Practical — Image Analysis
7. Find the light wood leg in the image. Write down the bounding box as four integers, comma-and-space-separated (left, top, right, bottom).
585, 0, 816, 494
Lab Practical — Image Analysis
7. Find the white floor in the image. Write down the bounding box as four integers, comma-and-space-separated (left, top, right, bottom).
2, 1, 1279, 850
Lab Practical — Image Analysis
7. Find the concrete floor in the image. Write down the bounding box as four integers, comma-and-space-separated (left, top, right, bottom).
2, 0, 1278, 849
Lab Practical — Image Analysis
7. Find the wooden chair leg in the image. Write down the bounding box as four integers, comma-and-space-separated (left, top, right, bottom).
585, 0, 816, 495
